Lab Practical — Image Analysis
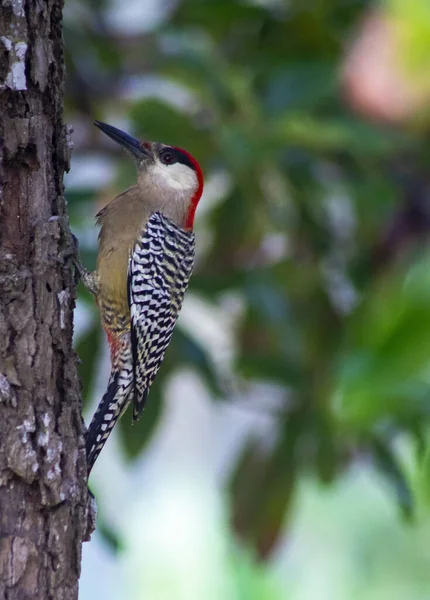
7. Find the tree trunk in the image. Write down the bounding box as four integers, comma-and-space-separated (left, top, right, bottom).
0, 1, 88, 599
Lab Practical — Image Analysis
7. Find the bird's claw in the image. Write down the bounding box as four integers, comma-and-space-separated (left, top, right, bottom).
50, 215, 83, 287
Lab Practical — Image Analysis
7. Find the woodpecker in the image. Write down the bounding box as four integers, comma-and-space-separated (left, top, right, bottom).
78, 121, 204, 474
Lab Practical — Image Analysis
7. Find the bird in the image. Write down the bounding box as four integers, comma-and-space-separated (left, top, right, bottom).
77, 120, 204, 474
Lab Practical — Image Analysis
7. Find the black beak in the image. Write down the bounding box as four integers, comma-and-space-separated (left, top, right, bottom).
94, 121, 150, 160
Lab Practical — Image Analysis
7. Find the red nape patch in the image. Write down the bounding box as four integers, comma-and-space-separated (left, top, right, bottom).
173, 146, 204, 231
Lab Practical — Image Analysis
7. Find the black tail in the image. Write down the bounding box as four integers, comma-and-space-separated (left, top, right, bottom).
85, 374, 121, 474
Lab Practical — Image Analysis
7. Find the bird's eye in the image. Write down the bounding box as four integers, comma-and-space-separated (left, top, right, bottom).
161, 151, 175, 165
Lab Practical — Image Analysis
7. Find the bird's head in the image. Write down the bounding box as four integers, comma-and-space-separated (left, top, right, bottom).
94, 120, 204, 230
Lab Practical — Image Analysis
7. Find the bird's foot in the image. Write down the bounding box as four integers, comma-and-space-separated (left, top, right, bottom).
49, 215, 99, 295
77, 265, 99, 296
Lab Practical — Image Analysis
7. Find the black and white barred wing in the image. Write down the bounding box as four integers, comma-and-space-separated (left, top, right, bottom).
128, 211, 195, 421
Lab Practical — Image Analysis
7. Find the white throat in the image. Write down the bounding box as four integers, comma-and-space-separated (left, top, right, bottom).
153, 161, 197, 193
139, 160, 198, 226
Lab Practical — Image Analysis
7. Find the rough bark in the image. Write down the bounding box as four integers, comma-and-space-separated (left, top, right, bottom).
0, 1, 88, 599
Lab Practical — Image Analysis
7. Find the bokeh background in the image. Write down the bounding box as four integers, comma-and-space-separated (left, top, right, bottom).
64, 1, 430, 598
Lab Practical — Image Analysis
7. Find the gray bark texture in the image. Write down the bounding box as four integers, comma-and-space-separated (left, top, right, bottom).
0, 1, 89, 599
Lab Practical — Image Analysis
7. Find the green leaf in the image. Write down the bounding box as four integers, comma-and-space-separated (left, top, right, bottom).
371, 437, 414, 519
118, 373, 164, 460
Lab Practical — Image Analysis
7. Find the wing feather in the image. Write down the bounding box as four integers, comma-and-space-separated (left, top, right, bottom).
127, 212, 195, 421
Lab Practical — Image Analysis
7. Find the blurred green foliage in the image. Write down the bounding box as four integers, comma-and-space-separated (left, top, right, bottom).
65, 0, 430, 558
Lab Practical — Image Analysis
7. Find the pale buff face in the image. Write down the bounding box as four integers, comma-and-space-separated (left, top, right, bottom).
140, 158, 199, 197
136, 146, 200, 226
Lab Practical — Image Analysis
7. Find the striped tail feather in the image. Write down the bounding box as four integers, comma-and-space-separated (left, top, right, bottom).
85, 337, 134, 474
